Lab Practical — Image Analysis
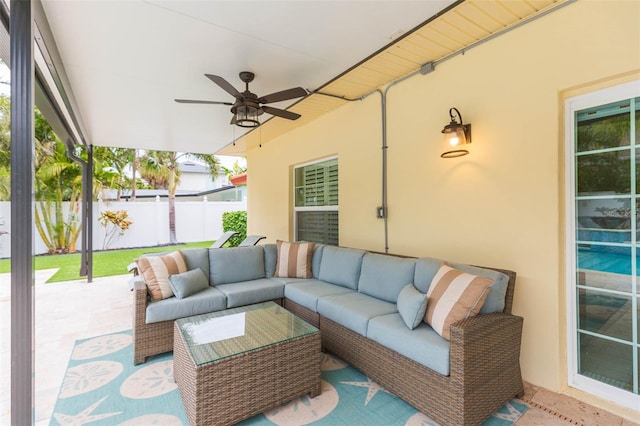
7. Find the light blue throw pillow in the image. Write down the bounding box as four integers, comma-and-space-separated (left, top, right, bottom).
397, 283, 428, 330
168, 267, 209, 299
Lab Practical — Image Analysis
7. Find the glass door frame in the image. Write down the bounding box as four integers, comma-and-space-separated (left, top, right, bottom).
564, 80, 640, 411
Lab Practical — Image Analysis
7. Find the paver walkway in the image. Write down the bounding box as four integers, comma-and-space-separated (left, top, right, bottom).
0, 271, 131, 425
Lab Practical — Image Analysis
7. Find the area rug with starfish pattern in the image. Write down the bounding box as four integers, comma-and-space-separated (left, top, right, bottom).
51, 330, 527, 425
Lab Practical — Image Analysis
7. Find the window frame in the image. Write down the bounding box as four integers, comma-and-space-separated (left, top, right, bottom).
293, 156, 338, 245
564, 80, 640, 411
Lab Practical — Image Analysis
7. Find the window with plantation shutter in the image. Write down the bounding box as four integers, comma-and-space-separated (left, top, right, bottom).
294, 158, 338, 245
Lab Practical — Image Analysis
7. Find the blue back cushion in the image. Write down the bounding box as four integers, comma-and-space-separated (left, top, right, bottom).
318, 246, 366, 289
311, 244, 325, 279
208, 246, 265, 285
265, 243, 324, 278
413, 257, 509, 314
181, 248, 210, 281
263, 244, 278, 278
449, 262, 509, 314
358, 253, 416, 303
413, 257, 443, 293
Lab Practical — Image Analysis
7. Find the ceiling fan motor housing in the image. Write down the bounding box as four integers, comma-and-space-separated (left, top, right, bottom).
239, 71, 255, 84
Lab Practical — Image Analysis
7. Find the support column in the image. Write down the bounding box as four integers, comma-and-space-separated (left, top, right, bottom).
10, 0, 35, 424
86, 144, 93, 282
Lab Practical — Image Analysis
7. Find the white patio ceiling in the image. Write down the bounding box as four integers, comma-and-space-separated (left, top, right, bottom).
39, 0, 460, 155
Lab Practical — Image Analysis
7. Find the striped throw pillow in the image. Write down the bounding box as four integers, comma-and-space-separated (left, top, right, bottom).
136, 251, 188, 301
274, 240, 315, 279
424, 264, 494, 340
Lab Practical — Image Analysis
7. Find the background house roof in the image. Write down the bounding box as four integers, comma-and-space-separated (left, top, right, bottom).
178, 161, 214, 175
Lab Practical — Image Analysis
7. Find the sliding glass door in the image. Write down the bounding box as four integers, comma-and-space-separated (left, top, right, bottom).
566, 82, 640, 410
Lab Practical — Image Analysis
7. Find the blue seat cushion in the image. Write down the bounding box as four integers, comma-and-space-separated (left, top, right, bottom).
209, 246, 265, 285
270, 276, 315, 285
216, 279, 284, 308
367, 313, 451, 376
318, 246, 366, 290
145, 287, 227, 323
283, 280, 354, 312
358, 253, 416, 303
317, 292, 397, 336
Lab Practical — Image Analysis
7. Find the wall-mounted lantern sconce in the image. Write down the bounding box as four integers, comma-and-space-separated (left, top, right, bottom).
441, 107, 471, 158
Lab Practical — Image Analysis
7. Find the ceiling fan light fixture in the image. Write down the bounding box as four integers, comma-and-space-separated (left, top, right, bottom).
233, 104, 260, 128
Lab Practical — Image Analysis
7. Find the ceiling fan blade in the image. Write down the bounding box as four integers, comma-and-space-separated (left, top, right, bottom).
258, 87, 308, 104
175, 99, 233, 105
262, 105, 301, 121
205, 74, 241, 98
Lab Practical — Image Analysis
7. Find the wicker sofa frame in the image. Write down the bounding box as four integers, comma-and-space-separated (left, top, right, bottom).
133, 280, 175, 365
284, 267, 523, 426
132, 253, 523, 425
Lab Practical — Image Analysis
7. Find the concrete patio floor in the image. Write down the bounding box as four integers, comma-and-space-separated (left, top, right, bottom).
0, 271, 637, 426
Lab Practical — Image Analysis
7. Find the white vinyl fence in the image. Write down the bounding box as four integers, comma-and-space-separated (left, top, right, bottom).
0, 197, 247, 258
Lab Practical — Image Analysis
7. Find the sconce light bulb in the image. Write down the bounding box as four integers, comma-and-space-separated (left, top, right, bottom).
449, 137, 459, 147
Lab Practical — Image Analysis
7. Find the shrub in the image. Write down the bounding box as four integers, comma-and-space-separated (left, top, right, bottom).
99, 210, 133, 250
222, 210, 246, 247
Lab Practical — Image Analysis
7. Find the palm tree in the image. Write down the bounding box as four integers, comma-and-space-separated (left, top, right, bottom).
93, 147, 136, 200
34, 135, 83, 253
140, 151, 220, 244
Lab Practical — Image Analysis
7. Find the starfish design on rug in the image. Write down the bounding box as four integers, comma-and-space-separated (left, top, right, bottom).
492, 401, 523, 421
53, 395, 122, 425
341, 378, 392, 405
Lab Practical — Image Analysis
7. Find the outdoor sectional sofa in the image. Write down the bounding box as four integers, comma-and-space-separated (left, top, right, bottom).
132, 243, 524, 426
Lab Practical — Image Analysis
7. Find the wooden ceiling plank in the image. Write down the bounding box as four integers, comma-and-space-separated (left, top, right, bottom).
346, 67, 388, 81
527, 0, 557, 9
500, 0, 537, 19
324, 77, 375, 93
429, 19, 479, 46
395, 38, 443, 61
468, 0, 517, 26
459, 2, 507, 32
380, 50, 422, 69
415, 27, 459, 51
408, 32, 454, 58
387, 44, 433, 65
366, 55, 417, 76
441, 11, 493, 40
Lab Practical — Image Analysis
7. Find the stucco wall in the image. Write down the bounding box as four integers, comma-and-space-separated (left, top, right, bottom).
246, 1, 640, 419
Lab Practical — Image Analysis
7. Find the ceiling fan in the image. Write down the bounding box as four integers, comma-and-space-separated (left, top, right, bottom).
175, 71, 308, 128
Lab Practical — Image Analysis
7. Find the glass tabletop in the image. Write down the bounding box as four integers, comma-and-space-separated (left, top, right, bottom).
175, 301, 319, 366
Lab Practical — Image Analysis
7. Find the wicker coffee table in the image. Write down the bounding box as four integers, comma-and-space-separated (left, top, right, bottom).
173, 301, 321, 426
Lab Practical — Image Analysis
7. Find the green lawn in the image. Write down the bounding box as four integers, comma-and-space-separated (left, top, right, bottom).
0, 241, 214, 283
